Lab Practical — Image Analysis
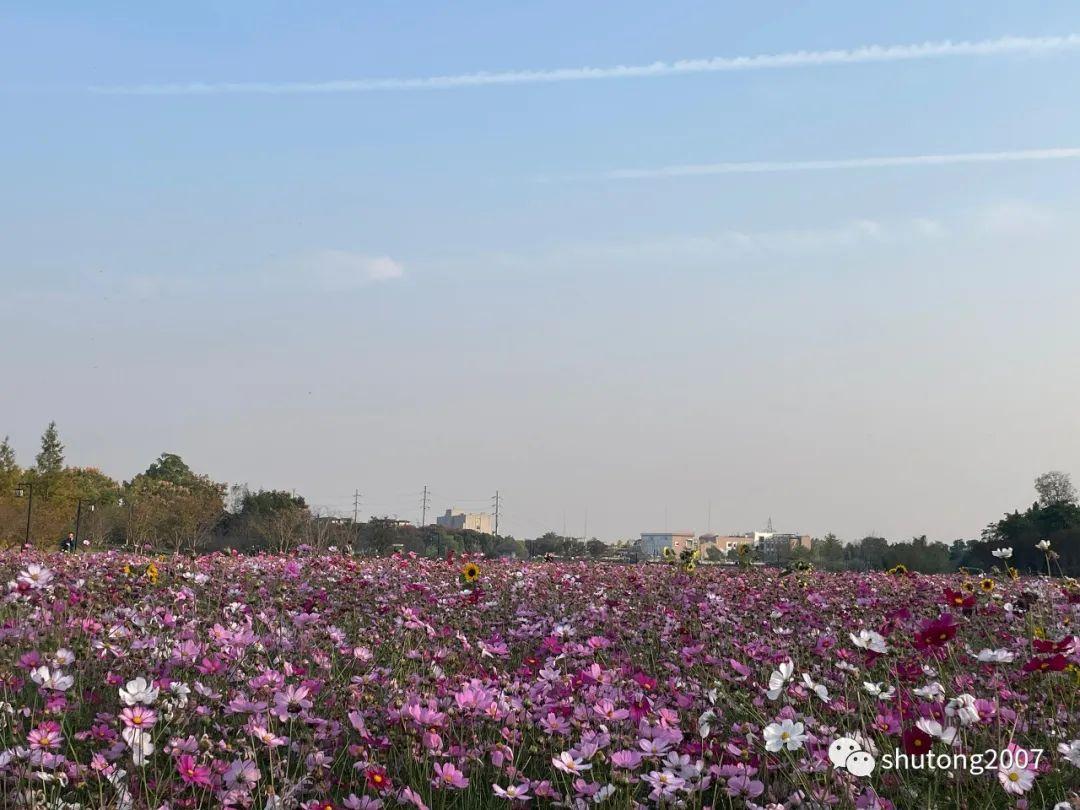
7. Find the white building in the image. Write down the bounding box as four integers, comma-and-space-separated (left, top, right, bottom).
435, 508, 493, 534
638, 532, 696, 560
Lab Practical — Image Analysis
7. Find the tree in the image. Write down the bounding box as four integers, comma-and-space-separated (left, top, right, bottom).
234, 489, 310, 553
142, 453, 200, 488
1034, 471, 1077, 506
586, 538, 608, 559
35, 422, 64, 476
125, 453, 225, 553
0, 436, 17, 490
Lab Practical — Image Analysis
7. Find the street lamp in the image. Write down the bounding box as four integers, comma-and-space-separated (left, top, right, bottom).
14, 482, 33, 547
74, 499, 97, 547
117, 497, 136, 549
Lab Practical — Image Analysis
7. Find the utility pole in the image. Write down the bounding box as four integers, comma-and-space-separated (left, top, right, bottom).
420, 486, 430, 527
492, 490, 500, 537
353, 490, 362, 524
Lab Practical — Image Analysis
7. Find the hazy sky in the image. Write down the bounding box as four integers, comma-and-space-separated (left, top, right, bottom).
4, 1, 1080, 542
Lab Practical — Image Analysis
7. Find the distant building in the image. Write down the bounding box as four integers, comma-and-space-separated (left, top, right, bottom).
436, 509, 493, 534
758, 533, 812, 557
698, 533, 755, 555
638, 532, 696, 560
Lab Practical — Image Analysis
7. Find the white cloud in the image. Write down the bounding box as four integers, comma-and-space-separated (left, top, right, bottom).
594, 147, 1080, 181
969, 200, 1060, 236
299, 250, 404, 290
90, 34, 1080, 95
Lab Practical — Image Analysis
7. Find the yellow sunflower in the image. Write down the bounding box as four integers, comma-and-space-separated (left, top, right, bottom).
462, 562, 481, 583
979, 578, 995, 593
888, 564, 908, 576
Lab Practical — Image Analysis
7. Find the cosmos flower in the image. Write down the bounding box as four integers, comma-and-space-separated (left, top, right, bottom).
862, 681, 895, 700
998, 746, 1036, 795
552, 751, 591, 775
16, 564, 54, 590
118, 676, 159, 706
30, 666, 74, 692
850, 629, 889, 654
492, 783, 531, 801
176, 754, 213, 787
1058, 740, 1080, 768
766, 660, 794, 700
432, 761, 469, 789
763, 719, 807, 752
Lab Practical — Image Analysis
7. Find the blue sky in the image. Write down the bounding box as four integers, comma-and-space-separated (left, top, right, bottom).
3, 2, 1080, 540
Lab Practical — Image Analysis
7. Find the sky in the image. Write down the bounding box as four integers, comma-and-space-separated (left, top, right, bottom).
3, 1, 1080, 542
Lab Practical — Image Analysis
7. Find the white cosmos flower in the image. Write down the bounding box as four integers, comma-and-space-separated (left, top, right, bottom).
801, 673, 830, 702
119, 677, 159, 706
913, 681, 945, 701
169, 682, 191, 708
29, 666, 74, 692
945, 694, 980, 726
52, 648, 76, 666
16, 565, 54, 590
991, 547, 1013, 559
763, 719, 807, 752
1056, 739, 1080, 767
766, 660, 794, 700
1036, 539, 1052, 551
121, 727, 154, 767
862, 681, 895, 700
916, 718, 958, 745
849, 629, 889, 654
698, 709, 716, 738
975, 648, 1014, 663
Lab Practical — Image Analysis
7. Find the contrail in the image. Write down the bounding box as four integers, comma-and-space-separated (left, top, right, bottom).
599, 147, 1080, 180
90, 34, 1080, 95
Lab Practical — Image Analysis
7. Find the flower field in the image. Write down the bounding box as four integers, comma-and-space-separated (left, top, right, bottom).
1, 550, 1078, 809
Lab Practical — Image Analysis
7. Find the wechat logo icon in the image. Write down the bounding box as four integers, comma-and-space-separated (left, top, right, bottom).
829, 736, 876, 777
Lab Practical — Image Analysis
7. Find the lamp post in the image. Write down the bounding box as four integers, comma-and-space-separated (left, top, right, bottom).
118, 497, 135, 550
14, 482, 33, 547
74, 500, 96, 547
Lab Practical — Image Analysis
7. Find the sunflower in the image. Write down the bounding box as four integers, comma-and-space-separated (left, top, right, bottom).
1007, 566, 1019, 581
979, 578, 995, 593
145, 562, 160, 584
662, 546, 675, 561
462, 562, 481, 583
887, 564, 908, 576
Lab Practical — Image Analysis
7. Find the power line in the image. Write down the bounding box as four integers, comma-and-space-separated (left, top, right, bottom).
492, 490, 500, 537
420, 485, 430, 527
353, 490, 362, 524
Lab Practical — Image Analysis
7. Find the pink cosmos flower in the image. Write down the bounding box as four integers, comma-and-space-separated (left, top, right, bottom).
433, 761, 469, 789
119, 705, 157, 730
27, 721, 63, 752
492, 783, 531, 801
176, 754, 213, 787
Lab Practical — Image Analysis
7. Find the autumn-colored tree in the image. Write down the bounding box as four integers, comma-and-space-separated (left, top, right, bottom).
124, 453, 226, 553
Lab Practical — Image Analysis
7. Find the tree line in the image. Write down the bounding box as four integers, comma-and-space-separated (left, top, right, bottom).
1, 424, 1077, 574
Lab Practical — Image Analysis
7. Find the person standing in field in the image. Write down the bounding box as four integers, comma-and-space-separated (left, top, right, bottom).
60, 532, 75, 553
